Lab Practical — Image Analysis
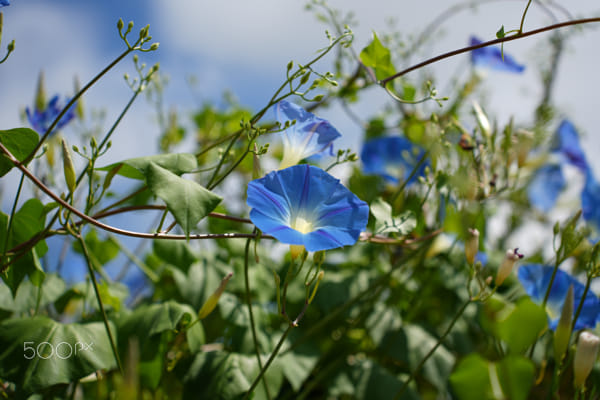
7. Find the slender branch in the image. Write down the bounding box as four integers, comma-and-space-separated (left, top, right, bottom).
380, 17, 600, 85
393, 298, 472, 399
244, 236, 271, 400
243, 324, 293, 400
572, 274, 592, 333
519, 0, 534, 33
26, 47, 133, 163
77, 234, 123, 374
0, 141, 272, 245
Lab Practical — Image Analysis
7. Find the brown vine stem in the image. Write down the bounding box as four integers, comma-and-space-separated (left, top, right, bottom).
0, 143, 271, 265
380, 17, 600, 86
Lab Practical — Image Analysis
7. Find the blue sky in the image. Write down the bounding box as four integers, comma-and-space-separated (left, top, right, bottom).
1, 0, 600, 284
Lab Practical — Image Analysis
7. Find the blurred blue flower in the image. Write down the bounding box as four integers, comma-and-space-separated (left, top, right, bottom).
274, 100, 341, 169
0, 0, 9, 7
582, 169, 600, 230
527, 164, 565, 212
361, 136, 427, 185
247, 164, 369, 252
25, 95, 76, 135
469, 36, 525, 73
518, 264, 600, 330
553, 119, 589, 172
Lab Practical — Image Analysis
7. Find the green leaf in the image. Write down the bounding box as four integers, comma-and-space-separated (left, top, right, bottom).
98, 153, 198, 180
183, 351, 283, 400
0, 316, 117, 393
0, 273, 65, 314
11, 198, 48, 257
496, 25, 505, 39
359, 33, 396, 80
279, 350, 319, 392
0, 128, 39, 177
370, 197, 416, 235
329, 359, 415, 400
117, 301, 202, 389
404, 324, 455, 391
496, 356, 535, 400
171, 259, 223, 309
495, 298, 547, 353
450, 354, 494, 400
145, 162, 222, 238
54, 280, 129, 314
366, 302, 402, 345
153, 239, 198, 273
72, 230, 119, 268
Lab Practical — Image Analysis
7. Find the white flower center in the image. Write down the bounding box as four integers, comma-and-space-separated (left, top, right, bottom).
292, 216, 314, 234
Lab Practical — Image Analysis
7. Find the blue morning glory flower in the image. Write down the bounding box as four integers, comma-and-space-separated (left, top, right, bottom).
246, 164, 369, 253
527, 164, 566, 213
582, 169, 600, 230
0, 0, 9, 7
274, 100, 341, 169
553, 119, 589, 172
518, 264, 600, 330
469, 36, 525, 73
25, 95, 76, 135
360, 136, 428, 185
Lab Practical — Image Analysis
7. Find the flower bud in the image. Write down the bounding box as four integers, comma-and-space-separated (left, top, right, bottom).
472, 101, 490, 139
252, 143, 262, 180
149, 42, 159, 51
117, 18, 124, 32
34, 71, 47, 112
465, 228, 479, 265
553, 284, 573, 363
496, 248, 524, 286
61, 139, 76, 193
573, 331, 600, 388
515, 129, 533, 168
73, 76, 85, 120
197, 272, 233, 319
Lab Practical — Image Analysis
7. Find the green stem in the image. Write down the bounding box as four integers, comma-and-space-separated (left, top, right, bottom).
390, 152, 429, 206
1, 173, 24, 259
572, 274, 592, 333
393, 298, 472, 400
27, 47, 134, 163
519, 0, 534, 34
244, 236, 271, 400
243, 324, 293, 400
380, 17, 600, 85
77, 234, 123, 374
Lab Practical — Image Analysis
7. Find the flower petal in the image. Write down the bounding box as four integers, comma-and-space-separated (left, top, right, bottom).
361, 136, 427, 184
469, 36, 525, 74
247, 165, 368, 252
527, 164, 565, 213
518, 264, 600, 330
553, 119, 588, 172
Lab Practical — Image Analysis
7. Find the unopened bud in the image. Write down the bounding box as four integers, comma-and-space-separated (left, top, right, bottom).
197, 272, 233, 319
252, 143, 262, 180
34, 71, 47, 111
553, 285, 573, 363
313, 250, 325, 265
465, 228, 480, 265
515, 129, 534, 167
308, 271, 325, 304
313, 94, 324, 102
496, 248, 524, 286
573, 331, 600, 388
287, 60, 294, 71
300, 71, 311, 85
150, 42, 159, 51
61, 139, 77, 193
117, 18, 124, 31
472, 102, 490, 139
